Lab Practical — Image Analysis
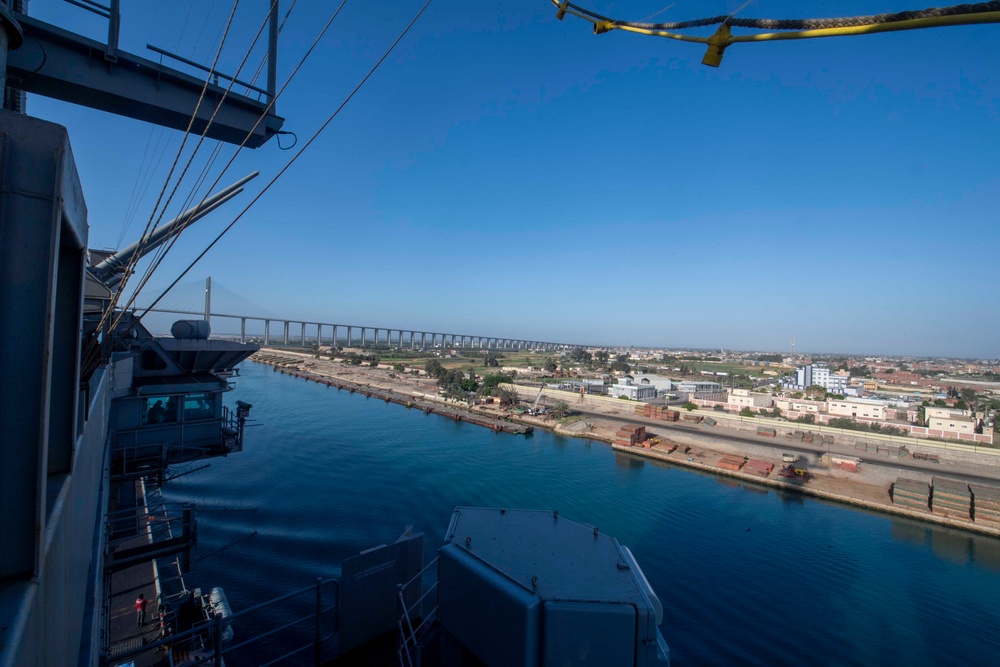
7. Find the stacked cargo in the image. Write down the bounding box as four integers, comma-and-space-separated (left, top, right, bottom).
639, 404, 665, 419
829, 455, 861, 473
931, 477, 972, 520
970, 484, 1000, 528
614, 425, 647, 447
757, 426, 776, 438
821, 435, 834, 446
702, 417, 717, 427
682, 414, 703, 423
717, 455, 746, 472
634, 405, 680, 421
891, 477, 929, 511
742, 459, 774, 478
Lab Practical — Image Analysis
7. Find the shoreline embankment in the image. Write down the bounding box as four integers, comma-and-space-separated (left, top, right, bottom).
250, 354, 1000, 541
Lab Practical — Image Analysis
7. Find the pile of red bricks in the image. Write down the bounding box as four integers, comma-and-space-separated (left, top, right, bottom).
614, 425, 647, 447
635, 404, 680, 421
743, 459, 774, 478
718, 455, 746, 472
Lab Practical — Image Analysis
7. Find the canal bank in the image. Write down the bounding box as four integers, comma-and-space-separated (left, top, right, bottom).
612, 443, 1000, 540
250, 352, 1000, 540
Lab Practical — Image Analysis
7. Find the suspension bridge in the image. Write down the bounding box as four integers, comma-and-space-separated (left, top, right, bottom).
134, 278, 579, 351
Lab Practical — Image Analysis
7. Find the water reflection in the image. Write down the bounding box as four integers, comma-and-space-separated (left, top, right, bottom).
973, 538, 1000, 572
891, 518, 930, 546
614, 452, 644, 470
931, 528, 974, 567
890, 518, 1000, 573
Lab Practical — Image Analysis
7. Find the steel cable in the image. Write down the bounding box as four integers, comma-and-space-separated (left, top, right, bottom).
114, 1, 283, 326
141, 0, 435, 317
99, 0, 241, 332
128, 0, 350, 319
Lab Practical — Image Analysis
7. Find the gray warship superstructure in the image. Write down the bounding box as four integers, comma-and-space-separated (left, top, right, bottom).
0, 3, 670, 665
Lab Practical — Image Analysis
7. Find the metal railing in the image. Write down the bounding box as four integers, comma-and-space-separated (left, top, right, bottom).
104, 576, 340, 666
397, 557, 439, 667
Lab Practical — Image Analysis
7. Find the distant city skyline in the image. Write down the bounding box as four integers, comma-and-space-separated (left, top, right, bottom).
26, 1, 999, 359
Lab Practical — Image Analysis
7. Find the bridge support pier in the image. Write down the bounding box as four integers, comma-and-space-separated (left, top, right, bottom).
264, 320, 270, 346
240, 318, 246, 344
283, 321, 289, 346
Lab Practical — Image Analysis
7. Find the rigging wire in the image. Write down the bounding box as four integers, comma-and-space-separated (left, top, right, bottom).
141, 0, 436, 317
122, 1, 299, 305
117, 128, 175, 250
549, 1, 1000, 65
122, 140, 226, 309
112, 1, 282, 327
127, 1, 353, 314
101, 0, 241, 320
116, 125, 157, 248
190, 0, 220, 62
89, 0, 242, 353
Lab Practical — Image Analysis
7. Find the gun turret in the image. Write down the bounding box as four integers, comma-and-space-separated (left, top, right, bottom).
92, 171, 259, 286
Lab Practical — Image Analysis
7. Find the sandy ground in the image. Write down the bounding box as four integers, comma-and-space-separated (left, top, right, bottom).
252, 349, 1000, 537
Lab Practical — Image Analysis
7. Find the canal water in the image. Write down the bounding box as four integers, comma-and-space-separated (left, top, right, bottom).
163, 361, 1000, 666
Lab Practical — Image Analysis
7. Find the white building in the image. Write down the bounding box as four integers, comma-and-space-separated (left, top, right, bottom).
794, 364, 849, 393
607, 376, 657, 401
774, 397, 825, 414
827, 398, 887, 421
677, 381, 726, 401
628, 374, 675, 394
927, 413, 977, 435
728, 388, 774, 409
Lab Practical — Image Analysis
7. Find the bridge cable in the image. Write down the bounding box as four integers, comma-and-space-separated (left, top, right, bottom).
141, 0, 436, 317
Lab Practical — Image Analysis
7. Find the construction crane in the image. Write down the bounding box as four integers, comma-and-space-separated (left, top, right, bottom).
529, 386, 545, 415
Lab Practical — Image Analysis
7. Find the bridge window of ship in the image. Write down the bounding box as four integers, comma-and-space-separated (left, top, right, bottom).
183, 393, 216, 421
142, 396, 179, 425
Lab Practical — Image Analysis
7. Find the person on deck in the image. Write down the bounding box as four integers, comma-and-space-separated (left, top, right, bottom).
136, 593, 148, 627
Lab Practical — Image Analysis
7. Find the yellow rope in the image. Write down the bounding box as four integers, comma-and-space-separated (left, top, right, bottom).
550, 2, 1000, 66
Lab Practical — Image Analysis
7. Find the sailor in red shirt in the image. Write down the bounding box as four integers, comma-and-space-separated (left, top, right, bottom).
136, 593, 148, 627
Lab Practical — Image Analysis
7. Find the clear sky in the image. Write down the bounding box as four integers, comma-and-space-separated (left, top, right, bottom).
23, 1, 1000, 358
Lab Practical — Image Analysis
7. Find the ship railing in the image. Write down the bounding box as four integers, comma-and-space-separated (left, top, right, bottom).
105, 576, 340, 666
397, 556, 440, 667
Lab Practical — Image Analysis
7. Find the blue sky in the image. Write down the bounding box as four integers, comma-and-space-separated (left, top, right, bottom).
23, 1, 1000, 357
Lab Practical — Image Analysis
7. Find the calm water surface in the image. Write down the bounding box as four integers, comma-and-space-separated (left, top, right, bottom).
163, 361, 1000, 666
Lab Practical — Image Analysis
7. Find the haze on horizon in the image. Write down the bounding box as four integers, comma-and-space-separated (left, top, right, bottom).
26, 1, 999, 359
